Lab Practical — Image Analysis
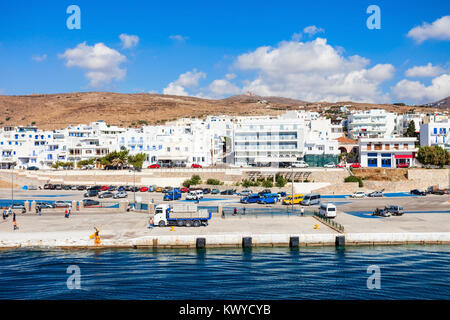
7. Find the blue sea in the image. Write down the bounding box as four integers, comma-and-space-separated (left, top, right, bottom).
0, 246, 449, 300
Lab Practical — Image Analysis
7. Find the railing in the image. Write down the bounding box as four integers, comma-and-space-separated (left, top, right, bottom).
313, 212, 345, 232
221, 206, 315, 218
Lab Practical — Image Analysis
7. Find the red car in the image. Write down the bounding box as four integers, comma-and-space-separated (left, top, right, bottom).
140, 186, 149, 192
350, 163, 361, 168
148, 164, 160, 169
101, 185, 109, 191
191, 164, 202, 168
336, 163, 346, 168
180, 187, 189, 193
397, 163, 409, 168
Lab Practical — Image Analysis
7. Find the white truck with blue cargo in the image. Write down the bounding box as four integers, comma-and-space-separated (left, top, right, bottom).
154, 203, 211, 227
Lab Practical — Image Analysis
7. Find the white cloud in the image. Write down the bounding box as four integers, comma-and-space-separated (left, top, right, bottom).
119, 34, 139, 49
207, 79, 242, 97
407, 15, 450, 44
60, 42, 126, 87
405, 63, 444, 77
291, 32, 302, 41
392, 73, 450, 104
163, 69, 206, 96
303, 25, 325, 36
169, 35, 189, 42
32, 54, 47, 62
234, 38, 393, 102
225, 73, 236, 80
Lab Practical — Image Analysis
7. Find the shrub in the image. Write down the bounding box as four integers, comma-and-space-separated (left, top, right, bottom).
190, 175, 202, 184
206, 178, 223, 185
262, 179, 274, 188
182, 180, 191, 188
344, 175, 363, 187
241, 179, 259, 188
275, 174, 288, 188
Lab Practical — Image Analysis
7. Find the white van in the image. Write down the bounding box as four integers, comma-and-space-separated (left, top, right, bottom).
319, 203, 337, 218
186, 190, 204, 200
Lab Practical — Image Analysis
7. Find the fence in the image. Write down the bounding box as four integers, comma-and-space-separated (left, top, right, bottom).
313, 212, 345, 232
221, 206, 315, 218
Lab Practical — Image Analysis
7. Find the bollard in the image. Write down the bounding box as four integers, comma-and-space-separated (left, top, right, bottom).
289, 236, 299, 248
196, 237, 206, 249
335, 235, 345, 248
242, 237, 252, 248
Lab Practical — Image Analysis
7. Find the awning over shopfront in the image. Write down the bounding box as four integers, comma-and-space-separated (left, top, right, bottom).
394, 154, 413, 159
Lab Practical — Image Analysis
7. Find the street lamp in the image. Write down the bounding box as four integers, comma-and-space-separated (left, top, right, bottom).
290, 164, 294, 213
11, 164, 15, 208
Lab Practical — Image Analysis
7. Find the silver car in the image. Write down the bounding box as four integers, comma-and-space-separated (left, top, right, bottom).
114, 191, 128, 199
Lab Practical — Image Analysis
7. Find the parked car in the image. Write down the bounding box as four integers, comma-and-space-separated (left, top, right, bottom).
186, 190, 204, 200
36, 202, 54, 209
350, 163, 361, 168
259, 189, 272, 196
11, 203, 26, 210
162, 187, 173, 193
27, 166, 39, 170
54, 201, 70, 208
114, 191, 128, 199
291, 161, 309, 168
278, 191, 287, 197
43, 184, 51, 190
202, 188, 211, 194
350, 191, 366, 198
240, 194, 261, 204
148, 164, 160, 169
336, 163, 346, 168
239, 190, 253, 197
180, 187, 190, 193
77, 185, 87, 190
100, 185, 109, 191
211, 188, 220, 195
368, 191, 384, 197
117, 186, 125, 192
63, 185, 72, 190
372, 208, 391, 217
300, 193, 321, 206
155, 187, 163, 192
220, 189, 236, 195
257, 193, 280, 204
99, 191, 114, 199
410, 189, 426, 196
83, 199, 100, 207
384, 205, 404, 216
54, 184, 62, 190
108, 186, 117, 191
84, 189, 99, 197
397, 163, 409, 168
324, 162, 336, 168
191, 164, 203, 168
71, 185, 78, 190
124, 185, 132, 191
140, 186, 149, 192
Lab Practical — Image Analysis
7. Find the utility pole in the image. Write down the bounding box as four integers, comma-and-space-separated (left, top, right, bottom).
291, 164, 294, 213
11, 164, 14, 208
133, 167, 136, 206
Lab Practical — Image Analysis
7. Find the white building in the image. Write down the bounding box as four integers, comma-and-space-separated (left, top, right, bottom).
348, 109, 397, 140
359, 137, 418, 168
420, 119, 450, 151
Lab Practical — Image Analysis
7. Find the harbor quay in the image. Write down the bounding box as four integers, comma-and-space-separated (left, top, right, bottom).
0, 188, 449, 249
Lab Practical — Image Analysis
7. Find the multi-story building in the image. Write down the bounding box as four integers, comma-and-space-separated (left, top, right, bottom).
359, 137, 418, 168
348, 109, 397, 140
420, 119, 450, 151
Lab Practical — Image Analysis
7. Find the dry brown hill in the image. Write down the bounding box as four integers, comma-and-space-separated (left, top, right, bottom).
0, 92, 442, 130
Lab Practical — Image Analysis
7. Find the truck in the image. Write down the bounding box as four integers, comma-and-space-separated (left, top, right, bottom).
163, 188, 182, 201
154, 203, 211, 227
427, 185, 446, 195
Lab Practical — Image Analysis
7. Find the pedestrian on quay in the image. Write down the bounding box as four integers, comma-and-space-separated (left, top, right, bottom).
148, 216, 154, 229
233, 207, 237, 216
2, 209, 6, 220
35, 206, 39, 215
13, 213, 18, 230
38, 206, 42, 216
242, 207, 246, 215
301, 207, 304, 216
64, 208, 69, 218
68, 205, 72, 215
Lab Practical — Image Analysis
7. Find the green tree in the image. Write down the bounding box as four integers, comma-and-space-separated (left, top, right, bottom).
262, 179, 273, 188
417, 146, 449, 166
275, 174, 288, 188
405, 120, 416, 137
128, 153, 146, 169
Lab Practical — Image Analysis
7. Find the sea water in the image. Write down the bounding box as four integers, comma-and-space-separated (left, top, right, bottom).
0, 245, 449, 299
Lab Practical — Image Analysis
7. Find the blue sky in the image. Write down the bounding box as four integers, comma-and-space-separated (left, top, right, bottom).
0, 0, 449, 104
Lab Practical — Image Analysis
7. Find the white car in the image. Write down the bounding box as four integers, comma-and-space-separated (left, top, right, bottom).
350, 191, 366, 198
186, 191, 204, 200
324, 162, 336, 168
291, 161, 309, 168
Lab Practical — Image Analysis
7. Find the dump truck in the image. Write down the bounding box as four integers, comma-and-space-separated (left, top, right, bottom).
153, 203, 211, 227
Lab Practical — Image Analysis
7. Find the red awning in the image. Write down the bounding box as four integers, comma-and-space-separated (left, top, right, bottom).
395, 154, 413, 159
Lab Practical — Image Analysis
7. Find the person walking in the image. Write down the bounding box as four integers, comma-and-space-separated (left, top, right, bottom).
13, 213, 18, 230
242, 207, 246, 215
2, 209, 6, 220
301, 207, 304, 217
38, 206, 42, 216
68, 205, 72, 216
233, 207, 237, 216
64, 208, 69, 218
148, 216, 154, 229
